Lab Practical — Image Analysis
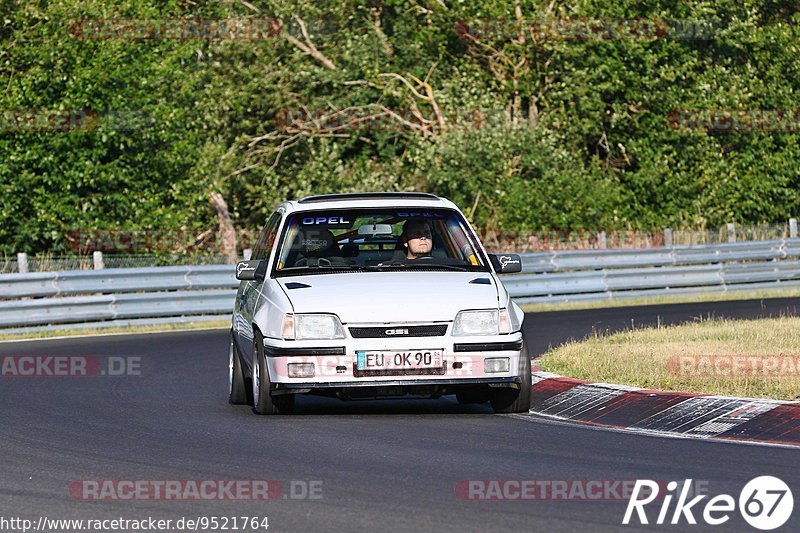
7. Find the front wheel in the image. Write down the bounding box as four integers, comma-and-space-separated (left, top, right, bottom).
252, 330, 295, 415
490, 347, 532, 414
228, 334, 250, 405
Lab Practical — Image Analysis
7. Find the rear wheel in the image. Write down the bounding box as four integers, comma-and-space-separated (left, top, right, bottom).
228, 334, 249, 405
490, 345, 532, 414
252, 330, 294, 415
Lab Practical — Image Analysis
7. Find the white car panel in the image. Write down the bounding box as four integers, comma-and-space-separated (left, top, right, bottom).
277, 272, 498, 324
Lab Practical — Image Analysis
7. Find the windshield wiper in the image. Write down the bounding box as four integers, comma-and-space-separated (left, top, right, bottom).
275, 264, 363, 276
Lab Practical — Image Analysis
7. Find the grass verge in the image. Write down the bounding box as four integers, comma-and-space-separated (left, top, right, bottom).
540, 316, 800, 401
0, 320, 230, 342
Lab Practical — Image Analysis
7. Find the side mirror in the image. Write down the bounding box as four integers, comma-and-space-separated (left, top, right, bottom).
235, 260, 267, 281
488, 253, 522, 274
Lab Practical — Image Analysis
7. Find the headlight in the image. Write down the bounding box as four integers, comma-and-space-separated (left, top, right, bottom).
281, 313, 345, 340
452, 309, 512, 336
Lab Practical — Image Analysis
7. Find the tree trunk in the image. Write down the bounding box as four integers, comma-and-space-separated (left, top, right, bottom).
209, 192, 237, 264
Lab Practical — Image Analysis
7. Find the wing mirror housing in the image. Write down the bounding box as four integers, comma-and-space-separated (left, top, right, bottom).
488, 253, 522, 274
235, 260, 267, 281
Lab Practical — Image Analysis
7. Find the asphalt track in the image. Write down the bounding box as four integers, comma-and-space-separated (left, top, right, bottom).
1, 297, 799, 533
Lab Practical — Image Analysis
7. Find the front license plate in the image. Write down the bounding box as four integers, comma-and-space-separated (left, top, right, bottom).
356, 350, 443, 371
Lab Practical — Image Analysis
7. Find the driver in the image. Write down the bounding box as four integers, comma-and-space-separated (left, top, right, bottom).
401, 220, 433, 260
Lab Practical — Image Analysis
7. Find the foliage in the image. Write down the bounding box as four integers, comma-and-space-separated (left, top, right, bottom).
1, 0, 799, 254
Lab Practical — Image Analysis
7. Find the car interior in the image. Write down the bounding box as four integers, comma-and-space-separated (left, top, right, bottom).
275, 211, 484, 270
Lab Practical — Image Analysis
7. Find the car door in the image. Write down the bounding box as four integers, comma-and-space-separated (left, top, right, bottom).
233, 210, 283, 359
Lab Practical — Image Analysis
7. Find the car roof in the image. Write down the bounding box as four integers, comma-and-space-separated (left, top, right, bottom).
278, 192, 459, 213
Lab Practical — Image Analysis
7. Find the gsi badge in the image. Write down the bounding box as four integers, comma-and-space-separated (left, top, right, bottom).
385, 329, 409, 336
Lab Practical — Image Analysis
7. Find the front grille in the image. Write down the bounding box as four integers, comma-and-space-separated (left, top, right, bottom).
349, 325, 448, 338
453, 341, 523, 353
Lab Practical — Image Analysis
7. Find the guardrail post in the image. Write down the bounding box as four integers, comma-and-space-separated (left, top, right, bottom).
597, 231, 606, 249
790, 218, 798, 239
93, 251, 105, 270
726, 223, 736, 243
243, 248, 252, 260
663, 228, 672, 247
17, 252, 28, 274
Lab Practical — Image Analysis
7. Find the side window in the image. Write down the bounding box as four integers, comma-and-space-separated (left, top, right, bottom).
252, 212, 282, 261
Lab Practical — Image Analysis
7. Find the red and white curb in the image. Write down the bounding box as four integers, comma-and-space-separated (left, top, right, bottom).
528, 371, 800, 446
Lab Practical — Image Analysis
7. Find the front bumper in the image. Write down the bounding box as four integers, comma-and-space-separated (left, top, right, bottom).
272, 376, 522, 399
274, 376, 521, 390
261, 332, 524, 391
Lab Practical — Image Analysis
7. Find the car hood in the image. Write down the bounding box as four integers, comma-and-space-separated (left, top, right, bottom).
277, 271, 499, 323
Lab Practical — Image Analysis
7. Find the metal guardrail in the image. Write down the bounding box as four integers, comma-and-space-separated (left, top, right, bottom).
507, 238, 800, 304
505, 262, 800, 303
0, 290, 236, 328
0, 265, 238, 329
518, 239, 800, 273
0, 239, 799, 330
0, 265, 236, 299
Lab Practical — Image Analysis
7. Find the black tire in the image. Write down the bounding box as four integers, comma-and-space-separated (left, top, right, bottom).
228, 333, 250, 405
490, 344, 532, 414
252, 330, 295, 415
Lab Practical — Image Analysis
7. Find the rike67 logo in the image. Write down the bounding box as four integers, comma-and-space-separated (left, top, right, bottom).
623, 477, 793, 530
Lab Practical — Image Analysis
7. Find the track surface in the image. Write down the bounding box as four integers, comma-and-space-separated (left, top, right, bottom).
1, 298, 799, 532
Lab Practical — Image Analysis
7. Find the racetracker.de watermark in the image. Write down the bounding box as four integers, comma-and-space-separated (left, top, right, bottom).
70, 18, 279, 40
455, 479, 709, 501
1, 109, 154, 133
1, 109, 96, 133
68, 18, 335, 41
667, 355, 800, 377
0, 356, 141, 378
69, 480, 323, 501
455, 18, 717, 41
668, 109, 800, 133
0, 355, 142, 378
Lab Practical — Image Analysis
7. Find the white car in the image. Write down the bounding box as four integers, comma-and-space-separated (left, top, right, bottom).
229, 192, 530, 414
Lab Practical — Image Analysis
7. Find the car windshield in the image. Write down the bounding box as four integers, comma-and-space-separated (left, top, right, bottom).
273, 208, 490, 275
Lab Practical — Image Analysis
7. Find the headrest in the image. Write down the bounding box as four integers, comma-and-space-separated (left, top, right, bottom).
300, 228, 338, 255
